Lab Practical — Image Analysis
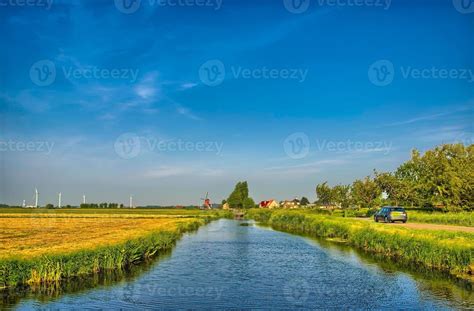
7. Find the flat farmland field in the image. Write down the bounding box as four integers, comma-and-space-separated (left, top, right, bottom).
0, 208, 226, 288
0, 216, 194, 259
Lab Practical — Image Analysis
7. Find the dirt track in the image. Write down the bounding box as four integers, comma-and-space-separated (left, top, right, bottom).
357, 218, 474, 233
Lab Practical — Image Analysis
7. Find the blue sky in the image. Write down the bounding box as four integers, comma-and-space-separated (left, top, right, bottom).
0, 0, 473, 206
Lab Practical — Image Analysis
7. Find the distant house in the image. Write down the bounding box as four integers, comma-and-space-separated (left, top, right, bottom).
259, 200, 279, 209
280, 199, 300, 209
223, 202, 230, 210
318, 203, 338, 210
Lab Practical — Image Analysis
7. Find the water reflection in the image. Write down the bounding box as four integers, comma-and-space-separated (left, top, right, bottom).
1, 251, 172, 309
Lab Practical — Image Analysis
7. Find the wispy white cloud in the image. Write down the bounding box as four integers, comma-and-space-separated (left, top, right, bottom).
134, 72, 160, 100
176, 105, 202, 121
180, 82, 198, 90
144, 166, 223, 178
384, 103, 473, 127
264, 159, 347, 176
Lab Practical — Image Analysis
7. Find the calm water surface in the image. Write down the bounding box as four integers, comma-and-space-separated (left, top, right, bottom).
4, 220, 474, 310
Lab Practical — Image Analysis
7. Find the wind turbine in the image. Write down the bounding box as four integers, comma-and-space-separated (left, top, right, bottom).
34, 188, 39, 208
129, 195, 133, 208
83, 194, 86, 205
58, 192, 62, 208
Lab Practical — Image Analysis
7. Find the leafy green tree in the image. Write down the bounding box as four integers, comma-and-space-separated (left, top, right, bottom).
374, 171, 411, 206
227, 181, 254, 209
316, 182, 333, 205
45, 203, 54, 209
332, 185, 352, 209
351, 177, 381, 209
300, 197, 310, 206
395, 144, 473, 210
243, 197, 256, 209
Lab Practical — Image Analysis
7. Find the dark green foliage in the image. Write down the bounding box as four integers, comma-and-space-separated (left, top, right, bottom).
315, 182, 333, 205
227, 181, 255, 209
300, 197, 310, 206
351, 177, 382, 209
314, 144, 473, 210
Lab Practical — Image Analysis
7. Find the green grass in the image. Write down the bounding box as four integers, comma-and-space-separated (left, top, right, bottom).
407, 211, 473, 227
247, 209, 474, 282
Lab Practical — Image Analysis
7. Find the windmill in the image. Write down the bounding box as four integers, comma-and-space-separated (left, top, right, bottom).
58, 192, 62, 208
200, 192, 211, 210
26, 188, 39, 208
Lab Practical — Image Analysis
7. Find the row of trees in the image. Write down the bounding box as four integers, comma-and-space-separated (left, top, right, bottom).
79, 203, 125, 208
315, 144, 473, 211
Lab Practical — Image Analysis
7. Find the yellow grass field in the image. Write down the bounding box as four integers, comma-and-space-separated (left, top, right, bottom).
0, 216, 195, 259
0, 208, 227, 288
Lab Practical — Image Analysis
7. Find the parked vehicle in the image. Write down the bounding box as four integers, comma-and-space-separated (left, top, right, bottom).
374, 206, 407, 223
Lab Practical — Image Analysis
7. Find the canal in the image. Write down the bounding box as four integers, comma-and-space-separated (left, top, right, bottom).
3, 219, 473, 309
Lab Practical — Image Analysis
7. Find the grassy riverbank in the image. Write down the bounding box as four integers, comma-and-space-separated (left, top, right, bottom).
311, 208, 473, 227
247, 209, 474, 282
0, 209, 230, 288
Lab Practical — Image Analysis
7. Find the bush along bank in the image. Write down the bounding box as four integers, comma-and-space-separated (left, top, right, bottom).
247, 209, 474, 282
0, 218, 208, 289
